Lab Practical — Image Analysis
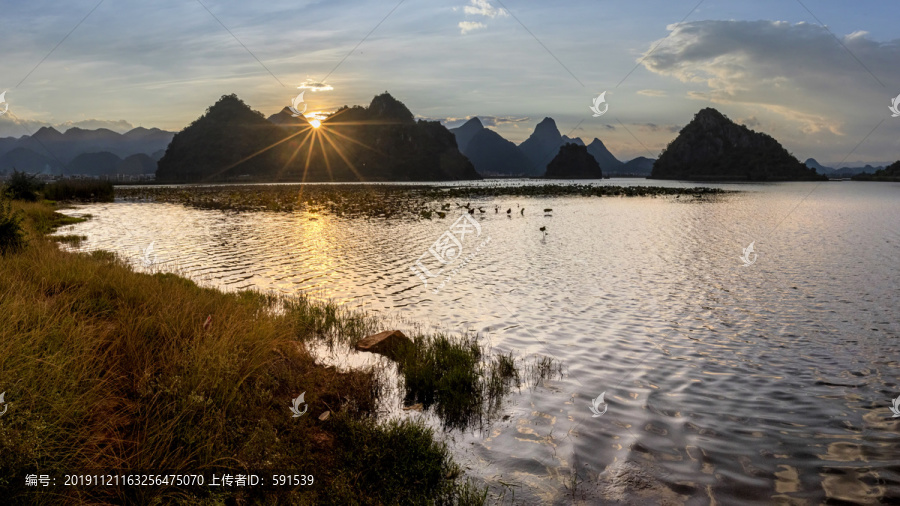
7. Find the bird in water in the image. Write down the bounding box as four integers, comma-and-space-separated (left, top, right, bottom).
539, 226, 547, 239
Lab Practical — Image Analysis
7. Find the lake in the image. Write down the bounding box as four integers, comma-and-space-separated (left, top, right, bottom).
57, 179, 900, 504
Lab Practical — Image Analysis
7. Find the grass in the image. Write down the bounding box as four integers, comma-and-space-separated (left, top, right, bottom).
0, 198, 490, 505
42, 179, 115, 202
394, 333, 562, 430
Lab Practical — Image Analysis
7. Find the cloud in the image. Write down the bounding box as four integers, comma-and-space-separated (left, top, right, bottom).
463, 0, 507, 18
638, 20, 900, 135
433, 115, 530, 128
297, 80, 334, 92
636, 89, 666, 97
55, 119, 135, 132
458, 21, 486, 34
637, 123, 680, 133
458, 0, 507, 33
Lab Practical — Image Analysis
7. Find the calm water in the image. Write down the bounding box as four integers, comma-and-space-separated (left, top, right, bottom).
57, 179, 900, 504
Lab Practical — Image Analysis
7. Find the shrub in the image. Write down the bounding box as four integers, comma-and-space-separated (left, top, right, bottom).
3, 170, 44, 201
42, 179, 114, 202
0, 197, 27, 254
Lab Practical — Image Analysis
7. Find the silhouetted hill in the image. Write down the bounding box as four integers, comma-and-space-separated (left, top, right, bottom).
267, 107, 312, 128
68, 152, 122, 176
617, 156, 655, 176
519, 117, 565, 176
118, 153, 157, 175
450, 117, 483, 152
585, 138, 623, 171
852, 160, 900, 181
157, 93, 479, 183
450, 117, 531, 176
0, 147, 63, 174
157, 94, 285, 182
543, 143, 603, 179
651, 108, 824, 181
805, 158, 833, 174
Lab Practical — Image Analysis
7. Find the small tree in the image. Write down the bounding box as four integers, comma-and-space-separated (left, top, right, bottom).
4, 169, 44, 201
0, 196, 27, 254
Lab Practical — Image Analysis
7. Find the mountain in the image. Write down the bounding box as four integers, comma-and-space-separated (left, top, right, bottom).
618, 156, 655, 176
585, 138, 623, 172
157, 93, 479, 183
449, 117, 484, 152
67, 152, 122, 176
0, 147, 63, 174
118, 153, 157, 175
543, 143, 603, 179
0, 126, 174, 174
450, 117, 531, 176
518, 117, 567, 176
851, 160, 900, 181
805, 158, 833, 174
651, 108, 825, 181
267, 107, 312, 128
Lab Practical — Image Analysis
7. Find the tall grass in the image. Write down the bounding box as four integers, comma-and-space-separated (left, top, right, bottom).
0, 199, 487, 505
42, 179, 115, 202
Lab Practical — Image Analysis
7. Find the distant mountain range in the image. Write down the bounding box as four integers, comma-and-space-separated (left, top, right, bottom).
0, 126, 173, 176
804, 158, 887, 178
449, 116, 638, 177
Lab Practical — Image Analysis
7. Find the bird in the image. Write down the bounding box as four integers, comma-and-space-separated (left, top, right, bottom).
506, 208, 511, 214
539, 226, 546, 232
468, 208, 475, 215
544, 208, 552, 213
520, 208, 524, 215
478, 207, 485, 214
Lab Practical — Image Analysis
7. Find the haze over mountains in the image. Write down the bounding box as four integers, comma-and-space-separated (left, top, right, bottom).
0, 127, 173, 176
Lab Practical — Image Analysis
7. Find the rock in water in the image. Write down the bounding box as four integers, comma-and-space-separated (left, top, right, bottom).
354, 330, 412, 360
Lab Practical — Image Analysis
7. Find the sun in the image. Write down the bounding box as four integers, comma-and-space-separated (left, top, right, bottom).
309, 119, 321, 128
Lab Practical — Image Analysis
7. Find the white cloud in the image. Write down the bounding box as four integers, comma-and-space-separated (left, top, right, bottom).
639, 20, 900, 141
463, 0, 507, 19
297, 80, 334, 92
636, 89, 666, 97
459, 21, 486, 34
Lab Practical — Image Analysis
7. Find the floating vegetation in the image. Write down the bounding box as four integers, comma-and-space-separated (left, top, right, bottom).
115, 183, 733, 219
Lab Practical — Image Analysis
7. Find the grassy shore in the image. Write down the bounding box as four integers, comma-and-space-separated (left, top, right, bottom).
0, 197, 493, 505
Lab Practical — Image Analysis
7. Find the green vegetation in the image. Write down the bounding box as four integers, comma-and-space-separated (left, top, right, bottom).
3, 170, 44, 201
42, 179, 115, 202
0, 198, 495, 505
0, 196, 27, 254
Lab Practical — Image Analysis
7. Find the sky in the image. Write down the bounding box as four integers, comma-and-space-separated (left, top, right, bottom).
0, 0, 898, 166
